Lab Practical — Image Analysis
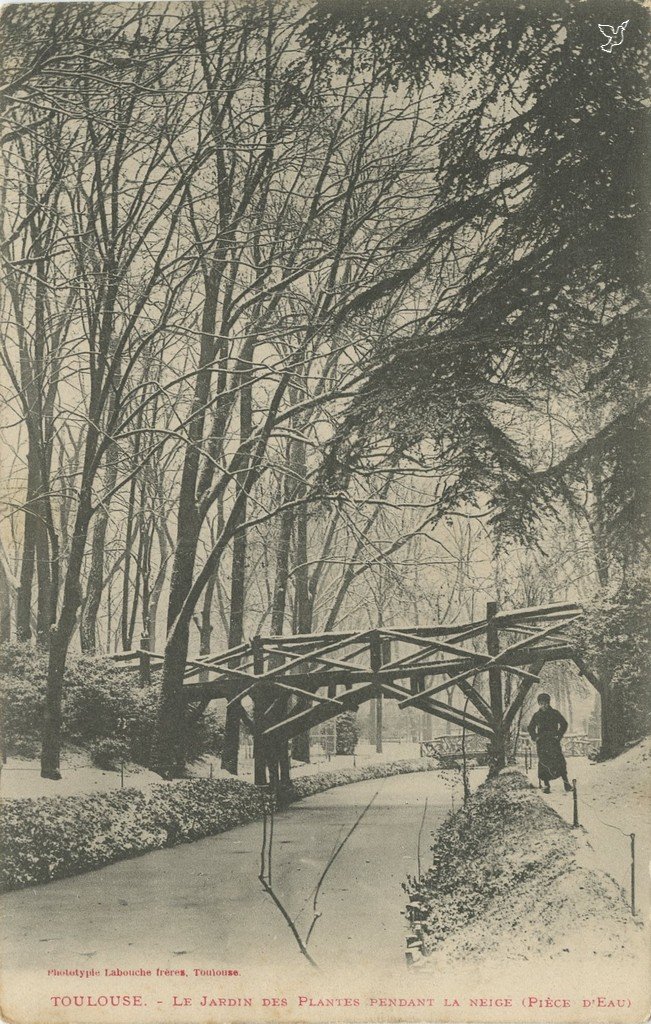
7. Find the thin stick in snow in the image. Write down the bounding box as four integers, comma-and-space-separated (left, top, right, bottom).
417, 797, 429, 881
304, 790, 379, 947
257, 783, 318, 969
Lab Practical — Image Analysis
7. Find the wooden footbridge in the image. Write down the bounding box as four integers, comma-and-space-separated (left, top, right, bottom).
113, 601, 600, 784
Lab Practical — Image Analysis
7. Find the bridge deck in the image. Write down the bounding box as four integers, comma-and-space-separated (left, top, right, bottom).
108, 601, 599, 780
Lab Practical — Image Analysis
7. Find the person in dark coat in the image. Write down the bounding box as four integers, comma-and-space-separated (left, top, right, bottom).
527, 693, 573, 793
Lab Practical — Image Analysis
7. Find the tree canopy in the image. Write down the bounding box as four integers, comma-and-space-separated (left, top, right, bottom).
316, 0, 649, 566
1, 0, 648, 775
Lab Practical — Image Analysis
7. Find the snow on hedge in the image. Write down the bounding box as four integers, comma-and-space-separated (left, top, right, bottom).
405, 769, 641, 967
0, 758, 435, 892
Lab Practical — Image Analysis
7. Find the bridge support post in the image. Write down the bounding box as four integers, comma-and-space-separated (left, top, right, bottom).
486, 601, 507, 777
251, 636, 268, 786
221, 700, 241, 776
371, 633, 384, 754
421, 676, 433, 742
221, 646, 244, 775
292, 722, 310, 763
375, 692, 383, 754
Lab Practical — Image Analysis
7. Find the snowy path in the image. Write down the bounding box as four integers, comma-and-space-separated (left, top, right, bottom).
531, 745, 651, 926
0, 772, 452, 972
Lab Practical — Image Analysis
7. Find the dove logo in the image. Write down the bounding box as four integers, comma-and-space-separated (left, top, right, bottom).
598, 20, 629, 52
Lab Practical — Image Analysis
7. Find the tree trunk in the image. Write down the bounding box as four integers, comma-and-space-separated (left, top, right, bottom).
41, 488, 93, 778
155, 471, 204, 771
599, 672, 623, 757
42, 625, 68, 778
0, 556, 12, 642
153, 500, 202, 772
153, 362, 288, 779
223, 507, 248, 767
79, 457, 117, 653
221, 376, 253, 774
289, 441, 312, 764
221, 531, 245, 774
155, 620, 193, 777
121, 473, 138, 651
15, 450, 39, 642
198, 572, 216, 682
147, 519, 170, 651
34, 501, 52, 648
258, 482, 294, 779
127, 505, 145, 650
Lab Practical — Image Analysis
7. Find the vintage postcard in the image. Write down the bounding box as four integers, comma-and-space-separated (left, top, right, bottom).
0, 1, 649, 1023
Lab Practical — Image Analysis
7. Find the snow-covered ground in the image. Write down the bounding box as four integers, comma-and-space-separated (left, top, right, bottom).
0, 749, 168, 799
0, 740, 432, 800
4, 735, 647, 934
538, 738, 651, 926
412, 762, 650, 1020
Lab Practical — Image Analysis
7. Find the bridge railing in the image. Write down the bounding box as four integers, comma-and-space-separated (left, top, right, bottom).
420, 733, 600, 763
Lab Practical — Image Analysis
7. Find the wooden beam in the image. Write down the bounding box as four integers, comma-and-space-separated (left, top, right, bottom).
260, 618, 498, 649
183, 656, 253, 683
494, 601, 581, 622
502, 658, 546, 730
572, 655, 602, 693
256, 631, 371, 682
407, 624, 571, 700
226, 682, 257, 707
179, 646, 574, 702
259, 678, 343, 707
261, 629, 363, 646
180, 682, 233, 701
427, 700, 494, 738
457, 678, 494, 721
380, 681, 493, 736
389, 630, 488, 663
263, 684, 376, 742
389, 672, 494, 724
263, 644, 368, 675
182, 645, 251, 680
486, 616, 582, 665
401, 675, 458, 700
382, 684, 493, 739
251, 636, 268, 786
381, 623, 488, 670
398, 660, 541, 708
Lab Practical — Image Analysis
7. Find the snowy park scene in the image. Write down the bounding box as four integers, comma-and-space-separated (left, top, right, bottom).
0, 1, 649, 1022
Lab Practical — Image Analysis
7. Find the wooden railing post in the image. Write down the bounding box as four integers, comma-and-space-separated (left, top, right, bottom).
139, 631, 150, 685
251, 636, 268, 786
222, 645, 243, 776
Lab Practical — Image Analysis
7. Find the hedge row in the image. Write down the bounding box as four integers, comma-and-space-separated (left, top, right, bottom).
403, 768, 640, 966
0, 759, 436, 892
403, 770, 574, 952
283, 758, 435, 800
